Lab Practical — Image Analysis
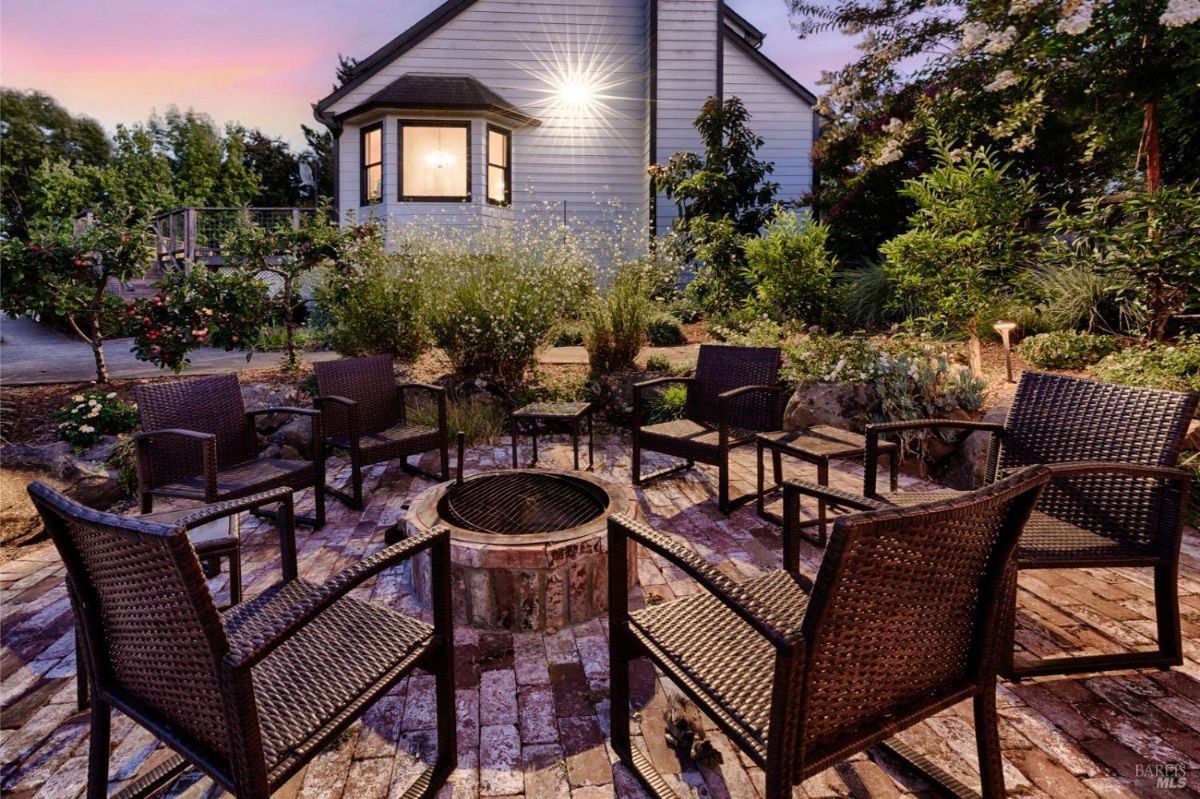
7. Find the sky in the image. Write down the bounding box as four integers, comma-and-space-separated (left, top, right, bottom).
0, 0, 859, 149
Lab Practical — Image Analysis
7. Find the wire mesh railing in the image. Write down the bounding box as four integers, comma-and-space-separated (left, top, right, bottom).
152, 207, 317, 268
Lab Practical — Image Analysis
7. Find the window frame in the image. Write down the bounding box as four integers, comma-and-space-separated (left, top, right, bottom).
397, 119, 472, 203
486, 124, 512, 207
359, 122, 384, 207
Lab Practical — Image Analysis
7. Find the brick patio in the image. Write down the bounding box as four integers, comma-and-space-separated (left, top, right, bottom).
2, 437, 1198, 798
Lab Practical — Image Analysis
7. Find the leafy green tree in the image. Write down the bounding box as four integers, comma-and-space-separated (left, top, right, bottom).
127, 267, 269, 371
334, 54, 360, 89
650, 96, 778, 313
243, 129, 302, 206
0, 89, 109, 235
743, 209, 837, 325
217, 124, 261, 206
300, 124, 335, 202
1, 216, 150, 382
879, 135, 1038, 373
1043, 183, 1200, 340
222, 201, 341, 370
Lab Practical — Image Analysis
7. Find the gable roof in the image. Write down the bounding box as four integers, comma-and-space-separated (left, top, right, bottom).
335, 73, 540, 125
313, 0, 817, 122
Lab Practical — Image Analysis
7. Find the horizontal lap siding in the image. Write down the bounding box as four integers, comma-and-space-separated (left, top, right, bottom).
654, 0, 719, 235
331, 0, 650, 242
721, 37, 813, 206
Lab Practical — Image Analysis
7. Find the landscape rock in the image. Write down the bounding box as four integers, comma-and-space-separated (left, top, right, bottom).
241, 383, 303, 432
1184, 419, 1200, 452
783, 381, 876, 432
940, 401, 1010, 490
270, 416, 314, 458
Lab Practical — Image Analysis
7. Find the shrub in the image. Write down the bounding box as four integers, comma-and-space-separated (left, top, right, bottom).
743, 210, 836, 325
57, 390, 139, 446
315, 232, 427, 361
642, 383, 689, 424
645, 354, 672, 373
1016, 331, 1120, 370
1091, 336, 1200, 392
585, 269, 650, 375
1019, 262, 1144, 335
646, 313, 685, 346
552, 320, 586, 347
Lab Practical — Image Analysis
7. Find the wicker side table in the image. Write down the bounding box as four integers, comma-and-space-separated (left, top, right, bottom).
511, 401, 594, 471
757, 426, 899, 546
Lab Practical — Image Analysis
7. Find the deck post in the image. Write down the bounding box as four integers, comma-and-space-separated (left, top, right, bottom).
184, 208, 197, 267
291, 208, 301, 230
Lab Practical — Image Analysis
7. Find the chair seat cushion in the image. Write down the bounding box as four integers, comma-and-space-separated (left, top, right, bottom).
223, 579, 434, 780
327, 423, 441, 455
638, 419, 757, 458
155, 458, 315, 499
627, 569, 810, 758
887, 491, 1157, 566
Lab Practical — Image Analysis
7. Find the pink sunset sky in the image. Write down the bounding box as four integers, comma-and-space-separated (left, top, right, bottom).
0, 0, 859, 147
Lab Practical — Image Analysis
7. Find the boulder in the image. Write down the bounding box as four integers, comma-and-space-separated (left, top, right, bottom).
783, 381, 876, 432
1, 436, 125, 529
241, 383, 303, 432
1184, 419, 1200, 452
270, 416, 314, 459
940, 401, 1010, 490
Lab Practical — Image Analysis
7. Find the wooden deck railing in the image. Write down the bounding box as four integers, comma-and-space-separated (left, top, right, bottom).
152, 207, 316, 268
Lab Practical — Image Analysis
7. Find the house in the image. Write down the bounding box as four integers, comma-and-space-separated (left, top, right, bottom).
313, 0, 816, 244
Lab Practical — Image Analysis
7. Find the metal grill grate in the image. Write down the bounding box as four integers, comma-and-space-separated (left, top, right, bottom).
440, 472, 608, 535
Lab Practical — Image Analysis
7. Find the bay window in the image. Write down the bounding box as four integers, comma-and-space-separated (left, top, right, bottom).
360, 123, 383, 205
487, 125, 511, 206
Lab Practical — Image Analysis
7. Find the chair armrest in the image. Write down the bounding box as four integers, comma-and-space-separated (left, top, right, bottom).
633, 377, 694, 430
718, 384, 784, 435
167, 487, 299, 581
397, 382, 445, 397
863, 419, 1005, 496
718, 384, 783, 401
397, 383, 447, 432
608, 514, 802, 650
133, 429, 218, 498
245, 406, 321, 418
1041, 461, 1191, 482
782, 480, 892, 513
222, 527, 450, 671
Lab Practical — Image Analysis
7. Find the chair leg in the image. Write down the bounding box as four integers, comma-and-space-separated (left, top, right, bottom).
87, 697, 111, 799
718, 453, 731, 513
433, 637, 458, 787
440, 437, 451, 482
975, 689, 1006, 798
632, 440, 642, 486
228, 547, 243, 606
351, 457, 364, 510
313, 481, 326, 529
75, 626, 89, 711
1155, 560, 1183, 668
140, 492, 153, 514
609, 625, 632, 763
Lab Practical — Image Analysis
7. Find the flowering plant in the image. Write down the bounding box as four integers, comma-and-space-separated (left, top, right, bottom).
56, 391, 139, 447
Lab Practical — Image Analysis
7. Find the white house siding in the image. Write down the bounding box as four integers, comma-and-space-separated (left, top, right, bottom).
330, 0, 651, 246
721, 36, 814, 206
653, 0, 720, 236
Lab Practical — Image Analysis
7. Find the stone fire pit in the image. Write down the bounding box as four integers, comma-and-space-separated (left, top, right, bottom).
407, 468, 635, 630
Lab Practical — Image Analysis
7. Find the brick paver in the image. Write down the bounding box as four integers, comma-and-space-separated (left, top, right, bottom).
2, 436, 1198, 798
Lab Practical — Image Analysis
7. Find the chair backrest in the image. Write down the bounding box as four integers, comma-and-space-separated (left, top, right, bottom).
28, 481, 237, 763
686, 344, 781, 431
136, 374, 254, 478
314, 355, 402, 437
995, 371, 1197, 551
796, 467, 1048, 765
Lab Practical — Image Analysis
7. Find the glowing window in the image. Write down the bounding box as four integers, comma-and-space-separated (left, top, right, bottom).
360, 123, 383, 205
487, 126, 512, 206
399, 122, 470, 201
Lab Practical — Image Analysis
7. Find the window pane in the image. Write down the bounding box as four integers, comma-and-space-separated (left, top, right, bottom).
488, 129, 508, 167
364, 127, 381, 165
402, 125, 468, 198
365, 164, 382, 203
488, 165, 507, 204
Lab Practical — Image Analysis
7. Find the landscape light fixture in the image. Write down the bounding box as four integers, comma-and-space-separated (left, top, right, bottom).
993, 320, 1018, 383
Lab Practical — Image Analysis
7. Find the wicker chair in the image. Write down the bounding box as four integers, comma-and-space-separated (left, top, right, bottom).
134, 373, 327, 528
793, 370, 1197, 679
632, 344, 783, 513
609, 468, 1050, 799
28, 481, 456, 799
314, 355, 450, 509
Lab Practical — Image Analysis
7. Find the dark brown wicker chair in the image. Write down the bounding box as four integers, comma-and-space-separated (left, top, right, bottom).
632, 344, 783, 513
793, 370, 1197, 679
609, 467, 1050, 799
134, 373, 327, 528
314, 355, 449, 509
28, 480, 456, 799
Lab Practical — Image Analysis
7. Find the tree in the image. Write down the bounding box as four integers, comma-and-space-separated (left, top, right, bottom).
1, 216, 149, 382
878, 135, 1038, 374
300, 124, 335, 202
650, 96, 778, 313
743, 209, 837, 325
243, 129, 303, 206
0, 89, 109, 235
222, 202, 341, 370
334, 54, 360, 89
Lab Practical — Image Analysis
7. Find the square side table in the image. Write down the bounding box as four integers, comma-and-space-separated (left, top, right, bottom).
756, 426, 899, 547
510, 401, 594, 470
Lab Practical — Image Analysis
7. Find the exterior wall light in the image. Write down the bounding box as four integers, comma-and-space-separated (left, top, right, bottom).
993, 320, 1018, 383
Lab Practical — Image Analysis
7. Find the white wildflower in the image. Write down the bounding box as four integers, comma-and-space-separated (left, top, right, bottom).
1161, 0, 1200, 27
88, 407, 101, 418
874, 139, 905, 165
985, 70, 1019, 92
72, 394, 84, 402
960, 21, 990, 49
1009, 0, 1040, 13
1057, 0, 1094, 35
983, 26, 1018, 54
106, 392, 117, 398
88, 399, 99, 406
1010, 133, 1035, 152
79, 425, 95, 434
882, 117, 905, 135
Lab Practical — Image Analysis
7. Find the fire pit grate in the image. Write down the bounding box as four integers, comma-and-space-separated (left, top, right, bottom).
439, 472, 608, 535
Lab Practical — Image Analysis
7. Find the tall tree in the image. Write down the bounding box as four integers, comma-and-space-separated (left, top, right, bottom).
0, 89, 109, 235
242, 129, 302, 206
300, 124, 335, 202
